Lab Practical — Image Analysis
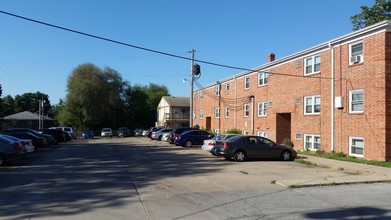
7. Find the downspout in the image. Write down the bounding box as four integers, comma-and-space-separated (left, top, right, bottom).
329, 42, 335, 152
251, 95, 254, 135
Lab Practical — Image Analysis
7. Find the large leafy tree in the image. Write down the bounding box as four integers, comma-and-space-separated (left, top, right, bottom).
351, 0, 391, 30
60, 63, 125, 130
1, 95, 16, 117
14, 92, 51, 115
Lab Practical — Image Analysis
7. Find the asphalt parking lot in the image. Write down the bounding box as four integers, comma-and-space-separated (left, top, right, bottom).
102, 137, 391, 188
1, 137, 391, 220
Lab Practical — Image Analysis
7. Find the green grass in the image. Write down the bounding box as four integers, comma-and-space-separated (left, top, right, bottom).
298, 150, 391, 168
239, 170, 249, 174
295, 159, 316, 166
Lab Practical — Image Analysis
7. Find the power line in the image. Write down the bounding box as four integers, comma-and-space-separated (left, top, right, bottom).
0, 10, 250, 71
0, 10, 336, 80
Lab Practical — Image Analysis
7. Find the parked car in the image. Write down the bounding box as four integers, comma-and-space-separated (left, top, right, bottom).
161, 130, 172, 142
134, 129, 143, 136
2, 134, 35, 153
49, 127, 77, 140
82, 130, 94, 139
202, 134, 239, 152
146, 127, 158, 138
101, 128, 113, 138
0, 134, 25, 166
3, 128, 56, 145
117, 127, 132, 137
169, 127, 199, 144
4, 132, 49, 150
213, 135, 297, 162
174, 130, 214, 147
151, 128, 172, 140
40, 128, 67, 143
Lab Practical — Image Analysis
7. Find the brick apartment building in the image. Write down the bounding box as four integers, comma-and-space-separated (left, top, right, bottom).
192, 20, 391, 161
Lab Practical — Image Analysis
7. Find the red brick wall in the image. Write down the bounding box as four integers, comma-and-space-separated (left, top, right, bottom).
193, 30, 390, 161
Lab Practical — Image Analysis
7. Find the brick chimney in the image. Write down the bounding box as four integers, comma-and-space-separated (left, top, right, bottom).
268, 53, 275, 62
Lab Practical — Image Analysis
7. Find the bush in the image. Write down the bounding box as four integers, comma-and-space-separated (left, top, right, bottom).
225, 128, 242, 134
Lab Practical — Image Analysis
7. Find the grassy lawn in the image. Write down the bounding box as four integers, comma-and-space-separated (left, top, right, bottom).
298, 150, 391, 168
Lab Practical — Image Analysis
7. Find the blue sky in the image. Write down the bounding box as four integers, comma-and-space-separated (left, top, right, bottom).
0, 0, 373, 105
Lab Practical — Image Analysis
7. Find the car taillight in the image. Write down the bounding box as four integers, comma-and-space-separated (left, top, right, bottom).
177, 135, 182, 139
208, 142, 216, 146
222, 142, 229, 149
13, 143, 23, 152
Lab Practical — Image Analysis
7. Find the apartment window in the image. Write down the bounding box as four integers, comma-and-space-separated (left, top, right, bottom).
215, 85, 220, 96
349, 136, 364, 157
305, 55, 321, 75
258, 72, 268, 86
257, 131, 268, 138
244, 77, 250, 90
349, 89, 364, 113
350, 41, 364, 65
304, 95, 320, 114
225, 83, 230, 94
215, 108, 220, 118
199, 90, 204, 100
244, 104, 250, 117
304, 134, 320, 150
225, 106, 229, 118
199, 110, 204, 119
258, 102, 267, 117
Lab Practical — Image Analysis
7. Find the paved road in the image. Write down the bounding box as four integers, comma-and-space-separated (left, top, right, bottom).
0, 137, 390, 219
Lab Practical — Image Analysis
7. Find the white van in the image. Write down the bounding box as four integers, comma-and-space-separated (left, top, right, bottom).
49, 127, 77, 139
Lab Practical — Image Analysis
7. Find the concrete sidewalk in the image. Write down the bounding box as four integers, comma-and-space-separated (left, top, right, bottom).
276, 154, 391, 188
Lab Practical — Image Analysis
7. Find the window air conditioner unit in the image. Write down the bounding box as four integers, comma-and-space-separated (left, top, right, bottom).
351, 55, 361, 63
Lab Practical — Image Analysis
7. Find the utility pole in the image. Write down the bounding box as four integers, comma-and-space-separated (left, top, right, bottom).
190, 49, 195, 127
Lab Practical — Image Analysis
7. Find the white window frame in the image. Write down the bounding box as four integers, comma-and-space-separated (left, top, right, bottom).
349, 41, 364, 65
257, 131, 268, 138
304, 95, 321, 115
304, 134, 321, 151
215, 85, 220, 96
349, 136, 364, 158
304, 54, 321, 75
214, 107, 220, 118
258, 72, 268, 86
349, 89, 364, 113
244, 104, 250, 117
199, 110, 204, 119
199, 90, 204, 100
225, 106, 229, 118
225, 83, 230, 94
244, 77, 250, 90
257, 102, 267, 117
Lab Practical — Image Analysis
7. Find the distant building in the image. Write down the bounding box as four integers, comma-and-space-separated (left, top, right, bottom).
193, 20, 391, 161
156, 96, 190, 128
1, 111, 55, 131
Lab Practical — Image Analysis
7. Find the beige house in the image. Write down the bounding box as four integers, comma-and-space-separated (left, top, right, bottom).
156, 96, 190, 128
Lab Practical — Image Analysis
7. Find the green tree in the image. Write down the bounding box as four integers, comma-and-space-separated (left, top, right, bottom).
351, 0, 391, 30
14, 92, 51, 115
60, 63, 125, 130
1, 95, 16, 117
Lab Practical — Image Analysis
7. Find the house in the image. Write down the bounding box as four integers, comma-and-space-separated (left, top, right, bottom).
156, 96, 190, 128
1, 111, 55, 131
193, 20, 391, 161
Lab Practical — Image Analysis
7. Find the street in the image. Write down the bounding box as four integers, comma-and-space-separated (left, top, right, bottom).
0, 137, 390, 220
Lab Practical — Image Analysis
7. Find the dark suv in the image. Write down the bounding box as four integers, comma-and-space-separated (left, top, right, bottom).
168, 127, 198, 144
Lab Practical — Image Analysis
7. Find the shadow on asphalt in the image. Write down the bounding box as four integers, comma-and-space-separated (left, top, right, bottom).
0, 138, 231, 219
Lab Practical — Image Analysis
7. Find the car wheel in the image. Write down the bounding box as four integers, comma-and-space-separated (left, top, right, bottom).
0, 154, 5, 166
184, 140, 192, 148
281, 150, 293, 161
234, 151, 246, 162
